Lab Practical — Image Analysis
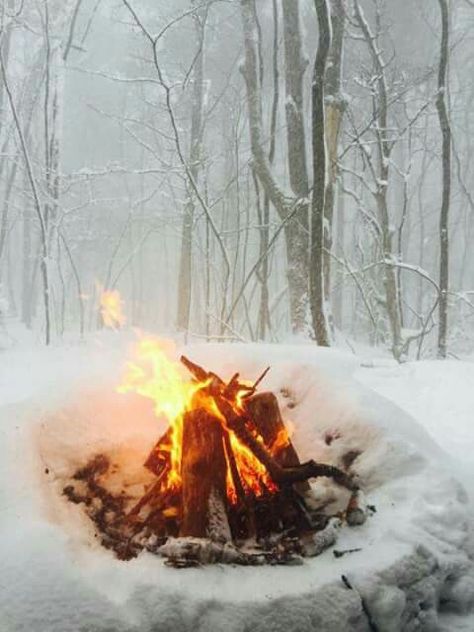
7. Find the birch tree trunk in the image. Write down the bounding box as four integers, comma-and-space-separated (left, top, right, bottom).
436, 0, 451, 359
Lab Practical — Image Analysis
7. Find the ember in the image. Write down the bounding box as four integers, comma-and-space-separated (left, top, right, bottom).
63, 340, 367, 566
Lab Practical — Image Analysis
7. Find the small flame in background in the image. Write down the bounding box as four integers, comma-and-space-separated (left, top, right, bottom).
117, 334, 287, 502
100, 290, 125, 329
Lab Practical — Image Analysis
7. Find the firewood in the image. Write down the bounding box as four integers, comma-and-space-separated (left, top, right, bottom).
180, 356, 358, 493
179, 408, 231, 542
158, 537, 268, 566
223, 432, 246, 504
245, 391, 310, 493
143, 427, 172, 476
214, 393, 357, 492
126, 465, 169, 518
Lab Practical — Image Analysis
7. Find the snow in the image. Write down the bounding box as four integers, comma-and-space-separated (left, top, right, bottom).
1, 336, 474, 631
356, 359, 474, 498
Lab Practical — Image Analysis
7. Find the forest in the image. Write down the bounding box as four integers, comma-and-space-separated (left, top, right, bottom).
3, 3, 474, 631
0, 0, 471, 361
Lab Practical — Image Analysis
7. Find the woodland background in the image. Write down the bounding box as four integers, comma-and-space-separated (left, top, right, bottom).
0, 0, 471, 361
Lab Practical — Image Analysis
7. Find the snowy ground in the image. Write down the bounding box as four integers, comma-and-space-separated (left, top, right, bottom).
356, 358, 474, 499
1, 334, 474, 631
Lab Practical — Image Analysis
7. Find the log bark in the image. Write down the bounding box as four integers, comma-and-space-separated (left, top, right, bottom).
245, 391, 310, 493
179, 408, 231, 542
180, 355, 357, 492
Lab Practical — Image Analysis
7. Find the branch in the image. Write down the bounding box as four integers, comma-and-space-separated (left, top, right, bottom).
121, 0, 231, 277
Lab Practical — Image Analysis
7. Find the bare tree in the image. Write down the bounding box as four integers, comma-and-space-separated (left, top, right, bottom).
353, 0, 403, 359
309, 0, 331, 346
323, 0, 346, 312
0, 51, 51, 344
177, 5, 207, 334
240, 0, 310, 334
280, 1, 311, 332
256, 0, 279, 341
436, 0, 451, 359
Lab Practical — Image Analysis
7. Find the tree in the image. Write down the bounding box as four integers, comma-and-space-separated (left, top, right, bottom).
436, 0, 451, 359
240, 0, 310, 334
323, 0, 346, 316
176, 4, 207, 334
353, 0, 403, 359
309, 0, 331, 346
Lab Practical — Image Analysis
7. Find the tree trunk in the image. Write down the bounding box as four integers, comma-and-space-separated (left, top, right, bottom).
256, 0, 279, 341
309, 0, 331, 346
21, 183, 33, 328
354, 0, 402, 359
281, 0, 310, 201
333, 186, 345, 328
240, 0, 309, 334
436, 0, 451, 359
323, 0, 345, 315
176, 10, 206, 334
281, 0, 312, 332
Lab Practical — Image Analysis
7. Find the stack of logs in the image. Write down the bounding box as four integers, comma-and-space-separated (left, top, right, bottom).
64, 357, 366, 566
127, 358, 364, 565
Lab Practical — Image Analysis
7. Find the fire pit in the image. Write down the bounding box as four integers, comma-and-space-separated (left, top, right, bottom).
63, 340, 367, 566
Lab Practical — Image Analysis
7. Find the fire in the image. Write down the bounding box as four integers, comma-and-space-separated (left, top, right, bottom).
117, 337, 200, 488
117, 336, 276, 502
271, 420, 294, 453
100, 290, 125, 329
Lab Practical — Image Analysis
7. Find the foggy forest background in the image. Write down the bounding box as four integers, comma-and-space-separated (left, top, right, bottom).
0, 0, 472, 361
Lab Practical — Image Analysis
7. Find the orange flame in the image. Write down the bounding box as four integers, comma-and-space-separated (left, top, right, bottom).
117, 337, 200, 488
117, 336, 277, 502
271, 419, 295, 453
100, 290, 125, 329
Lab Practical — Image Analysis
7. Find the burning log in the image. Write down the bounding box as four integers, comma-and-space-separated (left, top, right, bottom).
245, 392, 310, 493
143, 427, 172, 476
180, 356, 357, 494
179, 408, 231, 542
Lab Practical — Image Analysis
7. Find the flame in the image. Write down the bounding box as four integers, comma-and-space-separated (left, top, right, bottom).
117, 337, 200, 488
271, 420, 295, 453
100, 290, 125, 329
117, 336, 278, 503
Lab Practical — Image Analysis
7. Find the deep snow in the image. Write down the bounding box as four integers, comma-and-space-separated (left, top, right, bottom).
1, 335, 474, 631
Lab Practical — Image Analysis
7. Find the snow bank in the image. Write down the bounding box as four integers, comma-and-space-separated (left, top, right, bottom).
356, 358, 474, 499
1, 337, 473, 631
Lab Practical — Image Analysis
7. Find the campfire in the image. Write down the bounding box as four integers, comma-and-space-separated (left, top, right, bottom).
63, 340, 367, 566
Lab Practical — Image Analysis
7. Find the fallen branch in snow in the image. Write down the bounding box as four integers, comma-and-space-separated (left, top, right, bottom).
333, 547, 362, 558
